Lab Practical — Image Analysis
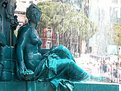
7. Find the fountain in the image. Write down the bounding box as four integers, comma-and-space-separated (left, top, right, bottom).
0, 0, 119, 91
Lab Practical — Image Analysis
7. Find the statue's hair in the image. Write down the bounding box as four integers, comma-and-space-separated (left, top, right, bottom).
26, 4, 42, 20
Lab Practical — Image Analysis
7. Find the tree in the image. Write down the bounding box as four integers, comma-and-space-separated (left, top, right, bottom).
52, 0, 83, 10
37, 1, 97, 54
38, 1, 96, 38
112, 24, 121, 45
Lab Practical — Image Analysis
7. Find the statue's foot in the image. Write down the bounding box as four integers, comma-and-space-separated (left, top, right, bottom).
86, 75, 111, 82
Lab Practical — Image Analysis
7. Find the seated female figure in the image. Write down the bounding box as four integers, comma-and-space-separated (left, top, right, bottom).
16, 4, 89, 82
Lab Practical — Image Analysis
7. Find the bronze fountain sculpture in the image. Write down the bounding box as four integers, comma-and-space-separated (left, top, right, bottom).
0, 1, 91, 91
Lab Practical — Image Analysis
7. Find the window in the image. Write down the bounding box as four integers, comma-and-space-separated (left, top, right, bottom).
29, 1, 33, 4
21, 1, 26, 3
111, 7, 120, 18
112, 0, 118, 4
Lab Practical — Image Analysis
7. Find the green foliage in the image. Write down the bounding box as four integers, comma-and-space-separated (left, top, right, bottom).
37, 1, 97, 40
112, 24, 121, 45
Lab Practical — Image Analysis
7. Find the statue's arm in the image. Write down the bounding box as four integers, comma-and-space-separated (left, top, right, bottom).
16, 30, 28, 73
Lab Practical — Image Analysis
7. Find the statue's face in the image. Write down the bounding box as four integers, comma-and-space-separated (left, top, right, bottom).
30, 8, 41, 24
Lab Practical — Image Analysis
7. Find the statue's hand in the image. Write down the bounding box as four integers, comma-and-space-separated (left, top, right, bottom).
23, 69, 34, 80
19, 67, 34, 80
24, 69, 34, 75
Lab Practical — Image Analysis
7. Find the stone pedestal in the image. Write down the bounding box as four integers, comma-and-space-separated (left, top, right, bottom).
0, 81, 119, 91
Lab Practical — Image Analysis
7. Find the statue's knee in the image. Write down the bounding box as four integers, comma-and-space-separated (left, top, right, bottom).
60, 45, 68, 51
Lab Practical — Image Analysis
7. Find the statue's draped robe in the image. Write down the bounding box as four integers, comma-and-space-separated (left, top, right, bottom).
34, 50, 89, 91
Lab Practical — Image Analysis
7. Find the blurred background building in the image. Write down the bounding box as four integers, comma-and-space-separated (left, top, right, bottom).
89, 0, 121, 55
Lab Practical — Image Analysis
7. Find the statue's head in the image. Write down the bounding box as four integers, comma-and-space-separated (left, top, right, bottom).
26, 4, 42, 25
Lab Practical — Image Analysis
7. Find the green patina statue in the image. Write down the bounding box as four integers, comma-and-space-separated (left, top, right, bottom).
0, 1, 108, 91
15, 4, 89, 90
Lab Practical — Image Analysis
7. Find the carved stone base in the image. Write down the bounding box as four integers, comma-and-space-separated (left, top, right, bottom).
0, 81, 119, 91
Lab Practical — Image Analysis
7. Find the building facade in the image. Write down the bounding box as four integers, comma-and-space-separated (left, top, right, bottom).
89, 0, 121, 55
110, 0, 121, 23
41, 27, 57, 48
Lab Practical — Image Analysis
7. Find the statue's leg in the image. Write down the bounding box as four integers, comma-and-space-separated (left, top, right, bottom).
67, 62, 89, 81
56, 60, 89, 81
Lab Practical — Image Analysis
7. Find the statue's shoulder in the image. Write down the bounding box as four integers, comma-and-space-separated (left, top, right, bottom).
18, 24, 31, 37
18, 24, 30, 33
16, 24, 31, 44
